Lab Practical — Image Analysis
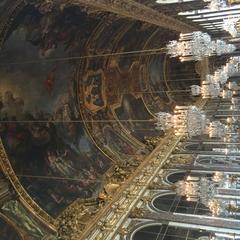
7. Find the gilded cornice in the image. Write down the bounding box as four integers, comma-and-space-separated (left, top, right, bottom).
78, 131, 181, 240
78, 98, 207, 240
58, 0, 197, 33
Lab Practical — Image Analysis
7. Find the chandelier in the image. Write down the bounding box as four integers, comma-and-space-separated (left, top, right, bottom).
221, 89, 233, 99
227, 81, 240, 91
224, 57, 240, 76
155, 112, 174, 131
212, 70, 228, 85
190, 79, 221, 99
201, 80, 221, 98
230, 104, 239, 110
166, 31, 236, 62
175, 176, 215, 205
208, 121, 229, 138
208, 199, 221, 216
203, 0, 227, 10
155, 106, 231, 138
173, 105, 209, 137
190, 85, 201, 96
199, 57, 240, 99
214, 56, 240, 85
222, 18, 239, 37
214, 39, 236, 56
155, 105, 208, 137
231, 97, 240, 105
175, 173, 236, 216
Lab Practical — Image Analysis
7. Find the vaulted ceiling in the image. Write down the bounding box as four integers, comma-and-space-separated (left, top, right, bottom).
0, 0, 205, 238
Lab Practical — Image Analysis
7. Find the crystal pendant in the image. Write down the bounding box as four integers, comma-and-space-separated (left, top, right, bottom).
203, 0, 227, 10
208, 121, 229, 138
222, 18, 239, 37
166, 31, 236, 62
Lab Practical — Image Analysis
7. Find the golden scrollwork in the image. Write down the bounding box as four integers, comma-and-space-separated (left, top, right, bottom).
144, 136, 162, 150
118, 227, 129, 236
139, 196, 152, 204
56, 182, 120, 239
129, 207, 145, 218
170, 155, 194, 165
106, 157, 143, 184
148, 181, 175, 190
56, 198, 100, 240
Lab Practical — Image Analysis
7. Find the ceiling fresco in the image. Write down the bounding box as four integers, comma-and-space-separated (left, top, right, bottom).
0, 5, 113, 218
0, 0, 201, 237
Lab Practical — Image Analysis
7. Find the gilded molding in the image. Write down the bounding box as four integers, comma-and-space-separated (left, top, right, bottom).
78, 98, 207, 240
59, 0, 197, 33
79, 131, 181, 240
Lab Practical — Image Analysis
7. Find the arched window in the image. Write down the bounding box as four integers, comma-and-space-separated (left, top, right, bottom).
131, 223, 211, 240
151, 193, 210, 215
165, 171, 186, 184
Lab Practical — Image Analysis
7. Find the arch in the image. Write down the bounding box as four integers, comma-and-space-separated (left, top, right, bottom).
196, 155, 240, 166
130, 223, 163, 240
165, 171, 186, 184
150, 192, 210, 215
131, 223, 211, 240
184, 143, 200, 151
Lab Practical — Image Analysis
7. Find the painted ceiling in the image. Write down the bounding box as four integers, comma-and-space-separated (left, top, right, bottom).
0, 0, 201, 239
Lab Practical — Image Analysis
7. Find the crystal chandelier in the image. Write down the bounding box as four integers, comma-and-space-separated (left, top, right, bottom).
201, 80, 221, 98
190, 85, 201, 96
155, 112, 174, 131
166, 31, 236, 62
200, 57, 240, 99
227, 81, 240, 91
215, 56, 240, 85
213, 39, 236, 56
156, 106, 234, 138
222, 18, 239, 37
221, 89, 233, 99
175, 173, 236, 216
212, 70, 228, 85
231, 97, 240, 105
203, 0, 227, 10
208, 199, 221, 216
230, 104, 238, 110
208, 121, 229, 138
173, 105, 208, 137
190, 78, 221, 99
224, 57, 240, 76
175, 176, 215, 205
155, 106, 208, 137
